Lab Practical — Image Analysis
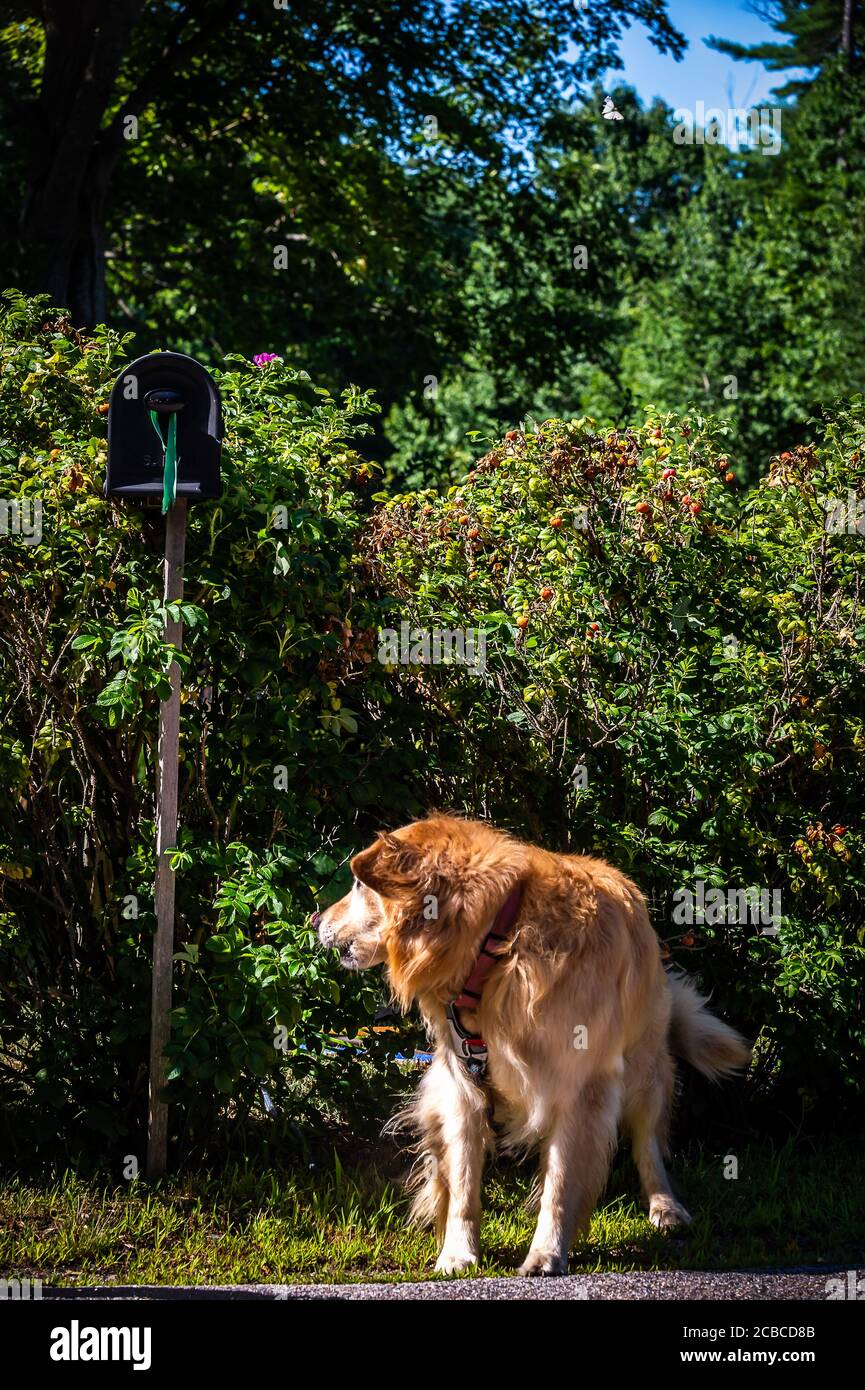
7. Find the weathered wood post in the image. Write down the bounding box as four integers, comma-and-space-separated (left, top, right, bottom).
148, 498, 187, 1178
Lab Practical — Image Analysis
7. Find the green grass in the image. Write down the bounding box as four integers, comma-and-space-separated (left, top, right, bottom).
2, 1140, 863, 1285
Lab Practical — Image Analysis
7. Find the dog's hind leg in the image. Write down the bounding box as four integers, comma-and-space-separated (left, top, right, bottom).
625, 1051, 691, 1229
519, 1072, 621, 1277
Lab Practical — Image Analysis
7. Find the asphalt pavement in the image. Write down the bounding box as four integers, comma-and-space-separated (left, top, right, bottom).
42, 1268, 844, 1301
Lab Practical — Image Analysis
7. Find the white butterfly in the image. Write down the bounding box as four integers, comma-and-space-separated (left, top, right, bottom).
602, 96, 624, 121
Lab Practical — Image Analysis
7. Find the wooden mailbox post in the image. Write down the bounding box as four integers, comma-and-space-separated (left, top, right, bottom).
106, 351, 222, 1178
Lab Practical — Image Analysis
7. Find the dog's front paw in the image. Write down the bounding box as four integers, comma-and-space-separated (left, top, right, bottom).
435, 1248, 478, 1275
649, 1196, 692, 1230
518, 1248, 569, 1277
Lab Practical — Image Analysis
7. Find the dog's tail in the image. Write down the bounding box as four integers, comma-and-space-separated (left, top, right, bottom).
668, 972, 751, 1081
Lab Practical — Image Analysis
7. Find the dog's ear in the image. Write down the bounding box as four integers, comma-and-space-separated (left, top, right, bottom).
351, 832, 427, 899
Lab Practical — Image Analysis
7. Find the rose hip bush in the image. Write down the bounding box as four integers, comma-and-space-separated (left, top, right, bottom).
1, 289, 863, 1168
362, 407, 865, 1118
0, 291, 412, 1164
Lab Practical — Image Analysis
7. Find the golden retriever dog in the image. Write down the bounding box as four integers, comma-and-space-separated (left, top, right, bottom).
316, 815, 750, 1276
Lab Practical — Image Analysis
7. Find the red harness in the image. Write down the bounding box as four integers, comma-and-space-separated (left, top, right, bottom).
446, 885, 522, 1079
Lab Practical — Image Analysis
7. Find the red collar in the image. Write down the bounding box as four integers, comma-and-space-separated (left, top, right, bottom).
446, 885, 522, 1077
453, 884, 522, 1010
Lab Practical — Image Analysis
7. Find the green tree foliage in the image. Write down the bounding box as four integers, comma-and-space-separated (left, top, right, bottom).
2, 3, 864, 487
708, 0, 861, 96
0, 0, 684, 324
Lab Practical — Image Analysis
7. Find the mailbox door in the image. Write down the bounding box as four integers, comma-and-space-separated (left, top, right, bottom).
106, 351, 222, 501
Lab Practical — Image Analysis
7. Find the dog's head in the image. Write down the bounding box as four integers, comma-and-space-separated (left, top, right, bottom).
315, 816, 524, 1007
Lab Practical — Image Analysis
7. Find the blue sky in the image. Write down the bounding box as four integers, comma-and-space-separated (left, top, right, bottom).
607, 0, 802, 110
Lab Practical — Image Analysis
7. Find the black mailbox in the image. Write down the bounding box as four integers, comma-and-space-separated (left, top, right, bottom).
106, 351, 222, 506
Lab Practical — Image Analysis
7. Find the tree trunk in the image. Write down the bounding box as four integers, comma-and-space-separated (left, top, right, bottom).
18, 0, 240, 327
842, 0, 856, 62
21, 153, 113, 328
18, 0, 144, 327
